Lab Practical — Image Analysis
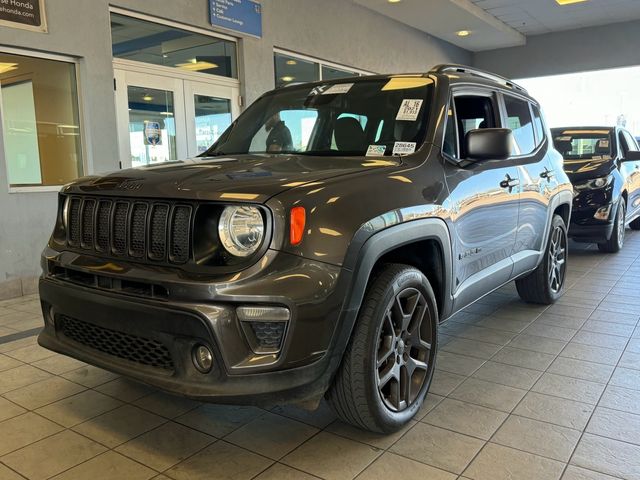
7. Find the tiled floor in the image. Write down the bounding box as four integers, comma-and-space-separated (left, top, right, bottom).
1, 232, 639, 480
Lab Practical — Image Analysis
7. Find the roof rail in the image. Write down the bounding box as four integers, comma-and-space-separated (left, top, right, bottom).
431, 64, 527, 93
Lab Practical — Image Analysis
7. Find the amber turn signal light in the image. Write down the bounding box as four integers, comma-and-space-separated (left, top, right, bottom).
290, 206, 306, 246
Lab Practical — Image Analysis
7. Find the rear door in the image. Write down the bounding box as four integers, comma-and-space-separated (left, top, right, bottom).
441, 88, 520, 310
620, 129, 640, 221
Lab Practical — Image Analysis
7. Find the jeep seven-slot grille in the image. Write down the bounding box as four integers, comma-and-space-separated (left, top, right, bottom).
57, 315, 174, 371
65, 197, 192, 264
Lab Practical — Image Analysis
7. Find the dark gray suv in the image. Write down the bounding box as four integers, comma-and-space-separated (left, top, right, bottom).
38, 65, 573, 433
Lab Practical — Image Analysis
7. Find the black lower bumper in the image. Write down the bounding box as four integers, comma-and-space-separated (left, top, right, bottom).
37, 278, 340, 406
568, 222, 614, 243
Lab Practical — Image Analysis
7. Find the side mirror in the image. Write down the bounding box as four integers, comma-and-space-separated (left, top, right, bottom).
466, 128, 513, 161
623, 151, 640, 161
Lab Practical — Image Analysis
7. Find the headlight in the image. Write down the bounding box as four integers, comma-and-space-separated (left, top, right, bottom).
575, 175, 613, 190
218, 206, 264, 257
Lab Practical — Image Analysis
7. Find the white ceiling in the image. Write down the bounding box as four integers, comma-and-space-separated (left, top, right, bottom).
471, 0, 640, 35
354, 0, 640, 51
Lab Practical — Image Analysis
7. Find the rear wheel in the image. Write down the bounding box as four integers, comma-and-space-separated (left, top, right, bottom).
516, 214, 567, 304
598, 198, 626, 253
326, 264, 438, 433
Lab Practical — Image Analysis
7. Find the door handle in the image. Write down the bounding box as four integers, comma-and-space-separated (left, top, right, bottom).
540, 168, 555, 180
500, 174, 519, 191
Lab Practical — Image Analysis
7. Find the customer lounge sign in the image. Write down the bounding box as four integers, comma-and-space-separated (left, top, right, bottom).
0, 0, 47, 33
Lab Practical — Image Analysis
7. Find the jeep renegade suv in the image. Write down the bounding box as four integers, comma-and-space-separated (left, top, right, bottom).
552, 126, 640, 253
38, 65, 573, 433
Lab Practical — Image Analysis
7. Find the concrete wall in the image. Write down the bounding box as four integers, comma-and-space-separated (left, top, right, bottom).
473, 19, 640, 80
0, 0, 470, 298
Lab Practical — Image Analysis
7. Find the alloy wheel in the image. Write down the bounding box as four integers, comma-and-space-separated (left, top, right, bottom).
548, 225, 567, 294
376, 287, 433, 412
617, 202, 626, 248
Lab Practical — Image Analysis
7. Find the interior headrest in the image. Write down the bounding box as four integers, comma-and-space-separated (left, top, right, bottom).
334, 117, 366, 152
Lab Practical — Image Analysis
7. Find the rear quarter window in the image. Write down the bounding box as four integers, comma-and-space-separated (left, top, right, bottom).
504, 95, 536, 155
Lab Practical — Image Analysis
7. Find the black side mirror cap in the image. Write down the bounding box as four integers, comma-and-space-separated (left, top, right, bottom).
466, 128, 513, 161
623, 151, 640, 161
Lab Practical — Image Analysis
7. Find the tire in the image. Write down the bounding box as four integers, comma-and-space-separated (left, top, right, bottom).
598, 198, 626, 253
326, 264, 438, 433
516, 214, 568, 304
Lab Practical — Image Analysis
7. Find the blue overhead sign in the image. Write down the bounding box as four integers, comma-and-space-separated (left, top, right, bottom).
209, 0, 262, 38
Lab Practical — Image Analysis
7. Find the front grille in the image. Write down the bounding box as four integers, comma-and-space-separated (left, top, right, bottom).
57, 314, 174, 371
66, 196, 192, 264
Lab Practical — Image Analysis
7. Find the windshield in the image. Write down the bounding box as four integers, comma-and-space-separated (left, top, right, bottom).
205, 77, 434, 157
552, 130, 613, 160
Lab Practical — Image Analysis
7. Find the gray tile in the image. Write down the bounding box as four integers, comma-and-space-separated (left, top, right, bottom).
3, 376, 86, 409
571, 433, 640, 479
450, 326, 516, 345
358, 452, 456, 480
0, 412, 63, 456
547, 357, 614, 383
225, 412, 318, 460
0, 353, 22, 372
254, 463, 318, 480
535, 314, 587, 330
546, 304, 594, 319
522, 323, 577, 341
599, 385, 640, 415
62, 365, 119, 388
31, 354, 86, 374
95, 378, 154, 402
390, 423, 483, 475
422, 398, 507, 440
50, 451, 156, 480
115, 422, 214, 471
514, 391, 594, 430
463, 443, 564, 480
474, 316, 532, 333
508, 334, 567, 355
1, 430, 106, 480
327, 419, 415, 450
562, 465, 621, 480
436, 351, 486, 376
133, 391, 199, 419
560, 343, 622, 366
167, 441, 272, 480
588, 310, 638, 325
450, 378, 527, 412
430, 370, 466, 396
572, 331, 629, 350
586, 407, 640, 445
0, 397, 26, 422
283, 431, 381, 480
175, 404, 263, 438
441, 337, 503, 359
532, 373, 606, 404
73, 405, 165, 449
609, 367, 640, 391
472, 361, 542, 389
490, 347, 556, 371
270, 401, 337, 429
3, 343, 56, 363
582, 321, 635, 337
36, 389, 123, 427
0, 364, 51, 394
0, 464, 24, 480
492, 415, 581, 462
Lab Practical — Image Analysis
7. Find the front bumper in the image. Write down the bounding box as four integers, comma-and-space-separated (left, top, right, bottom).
568, 188, 614, 242
38, 248, 354, 405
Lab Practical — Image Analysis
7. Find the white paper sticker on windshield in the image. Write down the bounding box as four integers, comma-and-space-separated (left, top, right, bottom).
556, 136, 572, 141
598, 139, 610, 148
322, 83, 354, 95
366, 145, 386, 157
592, 155, 602, 160
603, 155, 612, 160
392, 142, 416, 155
396, 99, 423, 121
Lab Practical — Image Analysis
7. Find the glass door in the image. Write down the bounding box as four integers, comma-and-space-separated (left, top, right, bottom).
114, 69, 187, 169
184, 80, 239, 157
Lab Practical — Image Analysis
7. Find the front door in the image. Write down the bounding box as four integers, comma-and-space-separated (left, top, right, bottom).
442, 91, 520, 311
114, 61, 239, 169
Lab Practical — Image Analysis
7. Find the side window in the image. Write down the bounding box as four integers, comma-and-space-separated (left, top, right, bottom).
504, 96, 536, 155
453, 95, 496, 158
443, 103, 458, 158
531, 105, 546, 146
623, 131, 638, 152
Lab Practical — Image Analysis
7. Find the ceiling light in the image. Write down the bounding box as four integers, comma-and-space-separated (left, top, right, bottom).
176, 61, 219, 71
286, 60, 297, 65
142, 95, 153, 102
281, 76, 295, 82
388, 0, 402, 3
0, 62, 18, 74
456, 30, 471, 37
555, 0, 589, 4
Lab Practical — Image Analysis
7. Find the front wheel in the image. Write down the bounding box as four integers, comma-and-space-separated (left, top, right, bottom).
598, 198, 626, 253
516, 214, 568, 304
326, 264, 438, 433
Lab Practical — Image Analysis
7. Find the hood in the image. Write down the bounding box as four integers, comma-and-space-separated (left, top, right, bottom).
563, 156, 616, 182
63, 154, 400, 202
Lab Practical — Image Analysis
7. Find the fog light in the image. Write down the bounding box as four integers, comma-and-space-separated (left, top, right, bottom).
192, 344, 213, 373
594, 204, 612, 221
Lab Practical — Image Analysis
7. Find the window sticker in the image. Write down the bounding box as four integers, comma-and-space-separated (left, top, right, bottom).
322, 83, 354, 95
396, 99, 423, 121
366, 145, 386, 157
555, 136, 572, 142
592, 155, 602, 160
392, 141, 416, 155
598, 139, 610, 148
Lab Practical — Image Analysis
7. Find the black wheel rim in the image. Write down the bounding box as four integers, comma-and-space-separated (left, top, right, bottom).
617, 202, 626, 247
548, 225, 567, 294
376, 287, 433, 412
